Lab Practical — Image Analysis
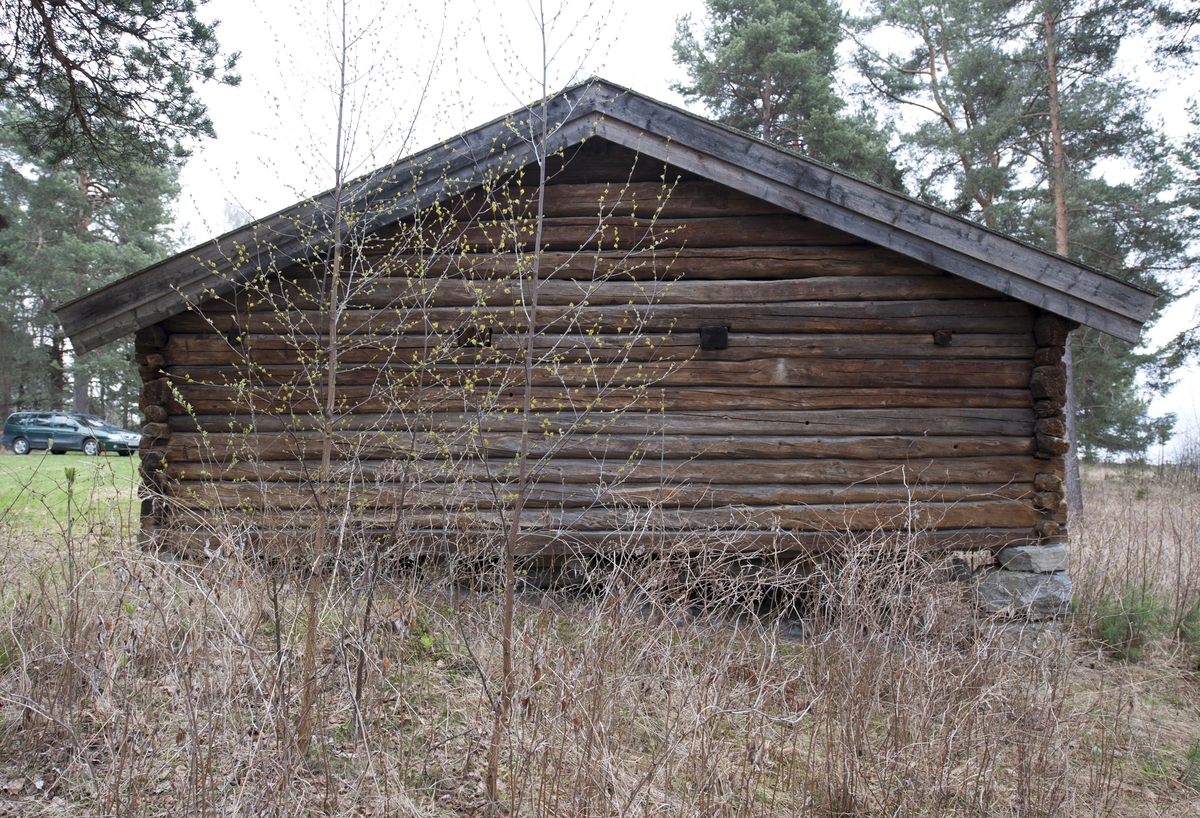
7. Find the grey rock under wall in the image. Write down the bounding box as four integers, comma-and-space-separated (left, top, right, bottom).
997, 543, 1069, 573
975, 568, 1072, 620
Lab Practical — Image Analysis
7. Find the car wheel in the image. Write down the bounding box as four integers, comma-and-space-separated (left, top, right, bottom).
118, 450, 132, 457
83, 438, 100, 456
12, 437, 29, 455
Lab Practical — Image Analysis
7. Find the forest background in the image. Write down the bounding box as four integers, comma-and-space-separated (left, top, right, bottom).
1, 0, 1197, 463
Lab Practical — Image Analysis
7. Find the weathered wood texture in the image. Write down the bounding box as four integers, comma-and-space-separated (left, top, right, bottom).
141, 141, 1067, 555
61, 81, 1154, 355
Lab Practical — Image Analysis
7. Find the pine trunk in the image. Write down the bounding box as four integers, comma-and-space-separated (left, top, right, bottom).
72, 368, 88, 413
1044, 8, 1083, 515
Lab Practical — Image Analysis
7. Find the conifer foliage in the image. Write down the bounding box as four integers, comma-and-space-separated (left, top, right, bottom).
0, 121, 179, 421
858, 0, 1189, 465
675, 0, 1194, 465
672, 0, 903, 188
0, 0, 240, 168
0, 0, 235, 421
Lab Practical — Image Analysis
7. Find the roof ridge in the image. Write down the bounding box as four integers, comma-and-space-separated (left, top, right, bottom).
56, 78, 1156, 351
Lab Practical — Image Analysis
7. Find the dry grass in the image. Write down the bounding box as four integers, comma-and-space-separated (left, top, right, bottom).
0, 465, 1198, 816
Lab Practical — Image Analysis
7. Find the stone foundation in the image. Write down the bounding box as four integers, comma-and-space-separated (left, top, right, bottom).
975, 543, 1072, 620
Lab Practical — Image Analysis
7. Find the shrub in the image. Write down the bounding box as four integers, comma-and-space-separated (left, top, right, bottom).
1093, 584, 1169, 661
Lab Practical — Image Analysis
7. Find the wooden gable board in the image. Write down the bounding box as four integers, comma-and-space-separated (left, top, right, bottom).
590, 117, 1148, 341
56, 79, 1155, 351
57, 100, 600, 353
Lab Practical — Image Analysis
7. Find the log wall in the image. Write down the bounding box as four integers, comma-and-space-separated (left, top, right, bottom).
137, 140, 1070, 556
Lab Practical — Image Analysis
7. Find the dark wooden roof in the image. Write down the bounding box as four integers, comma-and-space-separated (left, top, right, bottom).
57, 78, 1156, 352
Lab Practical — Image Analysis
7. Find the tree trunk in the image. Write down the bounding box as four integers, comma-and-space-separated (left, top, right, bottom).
51, 334, 66, 408
70, 170, 96, 416
487, 46, 552, 814
296, 0, 349, 757
1044, 8, 1084, 514
0, 335, 12, 418
72, 355, 88, 413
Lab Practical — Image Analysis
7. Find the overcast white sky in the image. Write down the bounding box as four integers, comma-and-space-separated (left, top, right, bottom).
175, 0, 1200, 451
175, 0, 709, 237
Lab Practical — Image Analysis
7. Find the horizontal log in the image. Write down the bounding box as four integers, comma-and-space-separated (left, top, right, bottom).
156, 486, 1040, 532
1034, 473, 1063, 493
435, 500, 1044, 533
154, 477, 1036, 508
386, 214, 869, 253
534, 142, 691, 186
461, 245, 938, 279
1034, 417, 1065, 437
140, 450, 165, 472
143, 405, 169, 423
1034, 398, 1065, 418
489, 527, 1054, 554
147, 525, 1048, 560
141, 422, 171, 444
162, 331, 1037, 367
164, 385, 1034, 415
165, 407, 1036, 437
1034, 314, 1070, 347
166, 357, 1034, 391
199, 274, 999, 314
160, 454, 1050, 487
156, 481, 1034, 512
140, 378, 172, 408
444, 180, 792, 220
160, 430, 1037, 465
348, 247, 947, 281
1035, 434, 1070, 455
1029, 365, 1066, 400
1035, 520, 1061, 539
1033, 346, 1064, 366
162, 299, 1035, 338
135, 325, 168, 349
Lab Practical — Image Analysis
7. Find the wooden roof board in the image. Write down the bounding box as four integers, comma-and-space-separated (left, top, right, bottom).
57, 93, 600, 353
57, 79, 1156, 351
591, 118, 1146, 340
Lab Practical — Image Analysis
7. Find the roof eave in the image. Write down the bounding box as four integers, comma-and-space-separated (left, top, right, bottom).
56, 77, 1156, 351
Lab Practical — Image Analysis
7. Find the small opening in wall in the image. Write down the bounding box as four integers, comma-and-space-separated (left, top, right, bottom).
699, 325, 730, 351
456, 325, 493, 348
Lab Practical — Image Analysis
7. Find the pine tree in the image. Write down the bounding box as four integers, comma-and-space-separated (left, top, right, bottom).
1174, 105, 1200, 360
673, 0, 902, 188
851, 0, 1029, 224
0, 0, 239, 168
853, 0, 1188, 478
0, 115, 178, 419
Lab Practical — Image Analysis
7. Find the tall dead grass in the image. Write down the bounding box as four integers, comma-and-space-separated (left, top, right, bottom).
1072, 464, 1200, 661
0, 468, 1198, 816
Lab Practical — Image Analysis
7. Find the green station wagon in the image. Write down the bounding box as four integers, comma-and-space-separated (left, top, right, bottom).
2, 412, 140, 456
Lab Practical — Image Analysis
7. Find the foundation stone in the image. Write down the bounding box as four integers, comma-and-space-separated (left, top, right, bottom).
996, 543, 1068, 573
975, 568, 1072, 619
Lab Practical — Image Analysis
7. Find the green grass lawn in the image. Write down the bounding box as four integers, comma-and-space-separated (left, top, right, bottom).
0, 449, 141, 535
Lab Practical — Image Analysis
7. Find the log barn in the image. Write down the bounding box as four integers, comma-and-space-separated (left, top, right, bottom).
56, 80, 1154, 607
